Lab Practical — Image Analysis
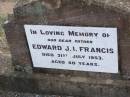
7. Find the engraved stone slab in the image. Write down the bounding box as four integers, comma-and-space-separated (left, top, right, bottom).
24, 25, 118, 73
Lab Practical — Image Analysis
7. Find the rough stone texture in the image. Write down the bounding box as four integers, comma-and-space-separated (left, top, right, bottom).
5, 0, 130, 77
3, 0, 130, 96
0, 90, 73, 97
0, 73, 130, 97
15, 0, 130, 14
0, 52, 12, 75
83, 0, 130, 14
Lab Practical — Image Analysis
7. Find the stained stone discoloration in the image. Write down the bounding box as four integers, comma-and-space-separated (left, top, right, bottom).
5, 0, 130, 77
2, 0, 130, 96
0, 73, 130, 97
82, 0, 130, 14
14, 1, 44, 18
15, 0, 61, 9
16, 0, 130, 14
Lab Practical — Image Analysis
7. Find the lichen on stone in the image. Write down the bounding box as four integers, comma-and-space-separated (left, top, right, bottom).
82, 0, 130, 14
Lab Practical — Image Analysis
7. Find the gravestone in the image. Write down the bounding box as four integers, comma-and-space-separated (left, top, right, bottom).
3, 0, 130, 97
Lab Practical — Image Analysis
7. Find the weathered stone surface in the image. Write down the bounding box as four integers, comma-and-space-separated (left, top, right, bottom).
0, 90, 73, 97
1, 73, 130, 97
0, 52, 12, 75
4, 0, 130, 77
3, 0, 130, 96
15, 0, 130, 14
